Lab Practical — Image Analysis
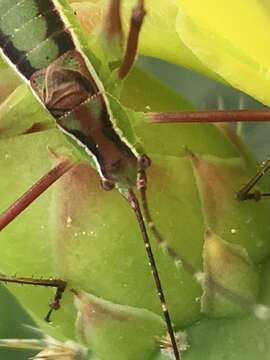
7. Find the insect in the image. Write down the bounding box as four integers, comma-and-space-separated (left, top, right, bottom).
0, 0, 182, 358
1, 1, 270, 360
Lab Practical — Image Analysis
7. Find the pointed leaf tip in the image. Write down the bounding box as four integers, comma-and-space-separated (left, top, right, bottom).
73, 290, 166, 360
202, 231, 259, 317
189, 154, 270, 262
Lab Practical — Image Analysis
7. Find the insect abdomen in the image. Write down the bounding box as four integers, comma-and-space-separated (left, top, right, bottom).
0, 0, 75, 79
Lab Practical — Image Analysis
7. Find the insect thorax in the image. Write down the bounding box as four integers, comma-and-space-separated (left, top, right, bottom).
31, 49, 138, 188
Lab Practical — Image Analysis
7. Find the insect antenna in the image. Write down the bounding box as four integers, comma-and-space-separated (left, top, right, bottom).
123, 188, 180, 360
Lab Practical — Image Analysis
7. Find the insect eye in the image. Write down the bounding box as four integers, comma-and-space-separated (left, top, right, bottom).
138, 154, 151, 170
100, 178, 115, 191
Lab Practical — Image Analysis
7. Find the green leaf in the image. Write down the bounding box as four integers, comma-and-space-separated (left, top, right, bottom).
73, 290, 166, 360
174, 0, 270, 105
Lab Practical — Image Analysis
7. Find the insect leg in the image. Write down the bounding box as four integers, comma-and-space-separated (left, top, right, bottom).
0, 160, 74, 231
147, 109, 270, 123
137, 162, 199, 274
123, 188, 180, 360
0, 274, 66, 322
146, 109, 270, 201
118, 0, 146, 79
103, 0, 123, 45
237, 159, 270, 201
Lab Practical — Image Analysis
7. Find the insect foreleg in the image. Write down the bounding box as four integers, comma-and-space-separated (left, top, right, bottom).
0, 160, 74, 231
103, 0, 123, 46
0, 274, 66, 322
118, 0, 146, 79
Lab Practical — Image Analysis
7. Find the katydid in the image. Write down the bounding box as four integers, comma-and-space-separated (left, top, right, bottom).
0, 1, 270, 360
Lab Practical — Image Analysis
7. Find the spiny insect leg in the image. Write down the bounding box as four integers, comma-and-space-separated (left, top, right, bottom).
237, 159, 270, 201
118, 0, 146, 79
0, 161, 74, 231
147, 109, 270, 124
124, 189, 180, 360
138, 169, 195, 274
0, 274, 66, 322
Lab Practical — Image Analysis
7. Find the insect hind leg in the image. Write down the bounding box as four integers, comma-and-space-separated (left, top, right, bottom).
103, 0, 123, 46
0, 160, 74, 231
0, 274, 67, 322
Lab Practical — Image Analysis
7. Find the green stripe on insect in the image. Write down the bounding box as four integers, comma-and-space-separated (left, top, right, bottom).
0, 0, 75, 78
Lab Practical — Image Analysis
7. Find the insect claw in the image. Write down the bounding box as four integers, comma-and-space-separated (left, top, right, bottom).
44, 308, 54, 323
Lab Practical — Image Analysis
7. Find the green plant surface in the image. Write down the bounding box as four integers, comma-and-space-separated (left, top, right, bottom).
74, 0, 270, 105
138, 0, 270, 105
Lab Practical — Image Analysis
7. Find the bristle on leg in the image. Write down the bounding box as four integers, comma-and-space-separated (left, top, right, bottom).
160, 331, 189, 359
